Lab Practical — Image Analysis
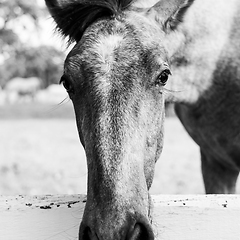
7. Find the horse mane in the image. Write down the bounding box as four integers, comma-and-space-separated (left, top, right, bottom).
52, 0, 134, 44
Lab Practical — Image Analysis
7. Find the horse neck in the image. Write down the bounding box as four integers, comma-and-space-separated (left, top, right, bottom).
165, 0, 240, 104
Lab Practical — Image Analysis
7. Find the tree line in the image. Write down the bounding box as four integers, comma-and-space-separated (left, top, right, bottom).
0, 0, 65, 89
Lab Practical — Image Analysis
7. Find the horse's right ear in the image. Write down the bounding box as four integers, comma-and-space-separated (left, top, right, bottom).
145, 0, 194, 32
45, 0, 84, 42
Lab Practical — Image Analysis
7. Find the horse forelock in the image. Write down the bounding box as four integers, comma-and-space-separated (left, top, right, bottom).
54, 0, 135, 44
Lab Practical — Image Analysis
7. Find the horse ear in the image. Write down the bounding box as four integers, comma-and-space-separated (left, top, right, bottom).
45, 0, 74, 26
45, 0, 83, 42
146, 0, 194, 32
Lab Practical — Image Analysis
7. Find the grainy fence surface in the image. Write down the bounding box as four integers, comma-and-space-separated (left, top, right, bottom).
1, 195, 240, 240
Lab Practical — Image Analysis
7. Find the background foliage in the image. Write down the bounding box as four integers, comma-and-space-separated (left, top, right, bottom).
0, 0, 65, 88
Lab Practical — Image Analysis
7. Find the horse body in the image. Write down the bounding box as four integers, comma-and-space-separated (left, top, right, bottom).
45, 0, 240, 239
167, 0, 240, 102
5, 77, 41, 102
169, 0, 240, 193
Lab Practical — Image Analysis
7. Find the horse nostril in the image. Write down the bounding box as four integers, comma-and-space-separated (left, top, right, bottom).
81, 226, 91, 240
128, 223, 154, 240
80, 226, 99, 240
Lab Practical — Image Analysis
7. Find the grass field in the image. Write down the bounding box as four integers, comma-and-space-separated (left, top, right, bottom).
0, 102, 239, 195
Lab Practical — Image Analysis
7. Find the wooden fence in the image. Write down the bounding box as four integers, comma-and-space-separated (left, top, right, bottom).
1, 195, 240, 240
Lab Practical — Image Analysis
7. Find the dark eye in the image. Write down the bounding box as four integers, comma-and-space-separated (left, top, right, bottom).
155, 69, 171, 86
60, 76, 74, 94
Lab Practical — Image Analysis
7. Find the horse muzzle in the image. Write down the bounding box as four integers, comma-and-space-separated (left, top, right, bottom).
79, 208, 155, 240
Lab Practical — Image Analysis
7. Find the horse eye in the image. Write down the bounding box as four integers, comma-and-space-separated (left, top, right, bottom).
155, 69, 171, 86
60, 76, 74, 93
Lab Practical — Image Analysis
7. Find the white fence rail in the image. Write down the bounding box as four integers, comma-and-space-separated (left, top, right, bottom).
1, 195, 240, 240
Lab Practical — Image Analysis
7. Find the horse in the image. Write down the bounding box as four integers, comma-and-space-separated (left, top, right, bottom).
45, 0, 240, 239
5, 77, 41, 103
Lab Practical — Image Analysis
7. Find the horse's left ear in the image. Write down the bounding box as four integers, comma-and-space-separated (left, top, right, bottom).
145, 0, 195, 32
45, 0, 74, 28
45, 0, 85, 42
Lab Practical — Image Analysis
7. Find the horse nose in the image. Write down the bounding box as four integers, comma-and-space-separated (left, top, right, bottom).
79, 215, 154, 240
127, 222, 154, 240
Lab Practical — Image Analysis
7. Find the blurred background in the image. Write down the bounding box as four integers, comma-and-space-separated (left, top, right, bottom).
1, 0, 237, 196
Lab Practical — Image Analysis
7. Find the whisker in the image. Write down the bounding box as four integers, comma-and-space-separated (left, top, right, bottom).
40, 96, 70, 116
57, 96, 71, 106
163, 87, 186, 100
163, 88, 183, 94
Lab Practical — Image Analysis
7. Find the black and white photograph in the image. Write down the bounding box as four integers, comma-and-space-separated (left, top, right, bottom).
1, 0, 240, 239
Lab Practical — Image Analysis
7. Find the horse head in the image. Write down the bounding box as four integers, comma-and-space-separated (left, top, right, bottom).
45, 0, 194, 239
